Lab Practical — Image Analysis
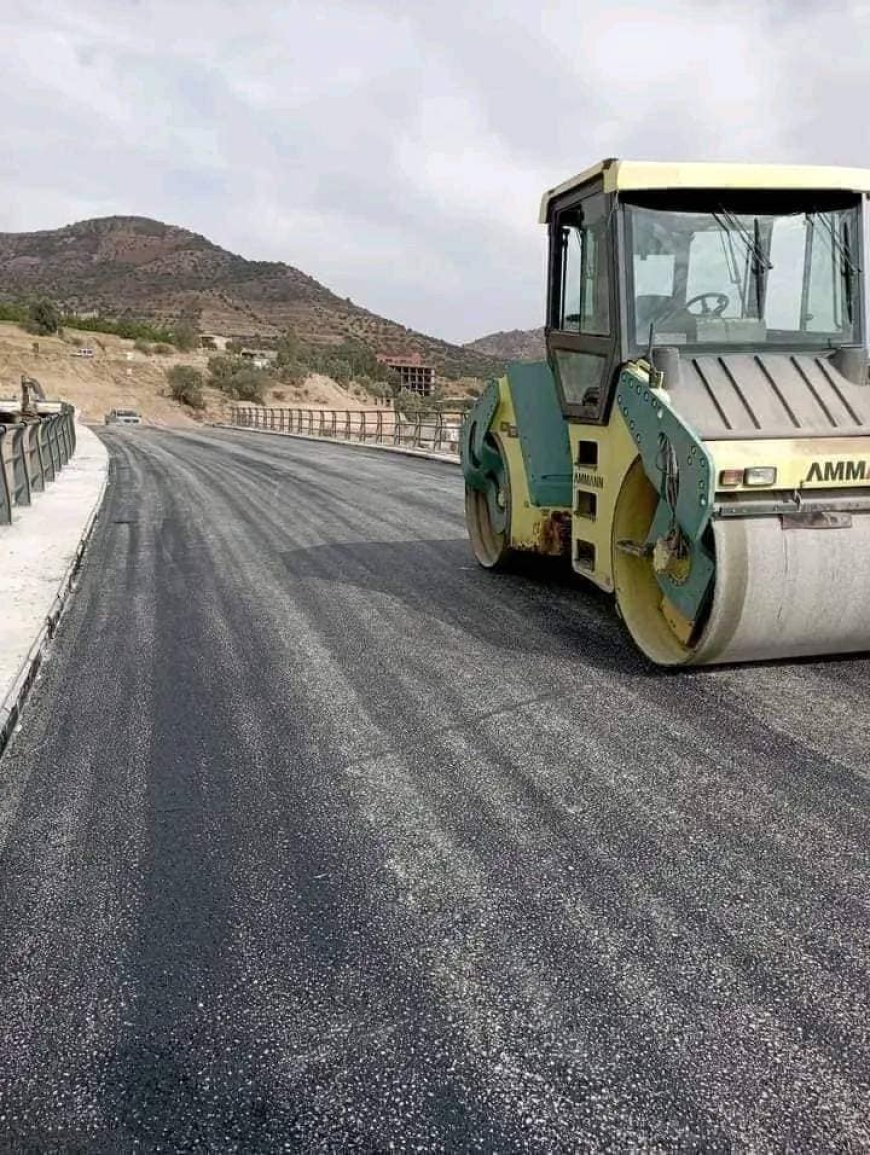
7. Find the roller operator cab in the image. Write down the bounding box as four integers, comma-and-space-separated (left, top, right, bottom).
461, 159, 870, 665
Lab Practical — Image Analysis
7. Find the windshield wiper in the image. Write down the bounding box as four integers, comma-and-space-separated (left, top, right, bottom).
714, 208, 772, 318
813, 214, 859, 323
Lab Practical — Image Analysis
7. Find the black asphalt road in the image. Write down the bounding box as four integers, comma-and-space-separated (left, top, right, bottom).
0, 426, 868, 1153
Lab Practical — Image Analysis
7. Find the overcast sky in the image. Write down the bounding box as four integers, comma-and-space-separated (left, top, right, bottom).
0, 0, 868, 343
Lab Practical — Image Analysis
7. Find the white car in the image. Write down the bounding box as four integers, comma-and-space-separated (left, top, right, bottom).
104, 409, 141, 425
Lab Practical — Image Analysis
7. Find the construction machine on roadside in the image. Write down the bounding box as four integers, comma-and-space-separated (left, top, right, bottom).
461, 159, 870, 665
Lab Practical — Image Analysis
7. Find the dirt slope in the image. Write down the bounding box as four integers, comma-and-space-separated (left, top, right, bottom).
0, 323, 376, 425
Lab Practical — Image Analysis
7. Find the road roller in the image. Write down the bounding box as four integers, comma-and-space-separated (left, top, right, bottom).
461, 159, 870, 665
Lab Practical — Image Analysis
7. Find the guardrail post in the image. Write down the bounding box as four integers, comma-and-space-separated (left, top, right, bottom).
37, 421, 54, 483
376, 410, 383, 443
10, 425, 31, 506
0, 427, 12, 525
67, 404, 76, 455
24, 421, 45, 493
58, 413, 71, 465
49, 416, 62, 476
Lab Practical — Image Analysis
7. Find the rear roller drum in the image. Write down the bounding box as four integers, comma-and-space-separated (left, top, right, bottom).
465, 439, 513, 570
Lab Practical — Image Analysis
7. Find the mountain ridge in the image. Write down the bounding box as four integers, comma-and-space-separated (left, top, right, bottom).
464, 326, 546, 362
0, 215, 504, 380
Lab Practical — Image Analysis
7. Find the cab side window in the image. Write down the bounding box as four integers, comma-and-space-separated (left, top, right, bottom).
549, 194, 614, 421
558, 202, 611, 336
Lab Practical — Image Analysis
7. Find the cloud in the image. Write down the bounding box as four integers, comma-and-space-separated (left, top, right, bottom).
0, 0, 868, 341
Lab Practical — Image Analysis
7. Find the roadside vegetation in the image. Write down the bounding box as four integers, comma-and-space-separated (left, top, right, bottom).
0, 296, 186, 346
166, 365, 206, 410
205, 355, 271, 404
1, 294, 486, 417
271, 329, 401, 399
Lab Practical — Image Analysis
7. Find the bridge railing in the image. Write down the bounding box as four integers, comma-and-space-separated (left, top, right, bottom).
226, 405, 465, 458
0, 403, 77, 526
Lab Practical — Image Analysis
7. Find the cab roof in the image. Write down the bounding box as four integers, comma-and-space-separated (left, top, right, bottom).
538, 159, 870, 222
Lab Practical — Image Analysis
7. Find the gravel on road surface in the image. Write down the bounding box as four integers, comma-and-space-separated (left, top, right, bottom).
0, 426, 868, 1152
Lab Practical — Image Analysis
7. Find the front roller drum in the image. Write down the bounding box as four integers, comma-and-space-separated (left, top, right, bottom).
465, 441, 513, 570
612, 459, 870, 666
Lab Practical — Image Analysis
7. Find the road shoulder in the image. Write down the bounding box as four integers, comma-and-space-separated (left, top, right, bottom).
0, 423, 109, 755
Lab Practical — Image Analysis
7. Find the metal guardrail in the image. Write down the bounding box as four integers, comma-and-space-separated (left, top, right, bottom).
0, 404, 77, 527
227, 405, 465, 456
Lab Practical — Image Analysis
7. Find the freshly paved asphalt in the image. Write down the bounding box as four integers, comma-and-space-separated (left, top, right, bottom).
0, 426, 868, 1152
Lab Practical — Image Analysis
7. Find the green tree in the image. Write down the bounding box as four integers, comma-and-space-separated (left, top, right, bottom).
171, 318, 199, 352
330, 358, 351, 386
276, 361, 305, 387
226, 367, 268, 404
166, 364, 206, 409
207, 354, 241, 388
275, 328, 299, 367
27, 298, 61, 335
206, 355, 270, 403
395, 388, 427, 417
384, 367, 402, 398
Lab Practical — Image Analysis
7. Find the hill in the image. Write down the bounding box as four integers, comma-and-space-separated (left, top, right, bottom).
0, 322, 382, 426
0, 216, 504, 381
464, 327, 546, 362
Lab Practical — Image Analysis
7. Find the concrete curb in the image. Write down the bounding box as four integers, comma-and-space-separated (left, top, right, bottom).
0, 428, 109, 758
209, 422, 462, 467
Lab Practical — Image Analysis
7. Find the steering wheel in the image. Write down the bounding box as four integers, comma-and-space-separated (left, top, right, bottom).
657, 292, 729, 326
682, 292, 729, 316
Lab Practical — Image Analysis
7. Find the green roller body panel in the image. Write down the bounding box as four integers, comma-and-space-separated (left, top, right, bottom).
615, 367, 716, 621
506, 361, 573, 509
460, 379, 508, 533
460, 380, 500, 493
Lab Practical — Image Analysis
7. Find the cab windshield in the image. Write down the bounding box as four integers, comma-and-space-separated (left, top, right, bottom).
624, 190, 863, 350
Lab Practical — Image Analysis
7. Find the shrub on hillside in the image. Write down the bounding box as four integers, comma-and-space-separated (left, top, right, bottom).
395, 389, 428, 418
64, 314, 174, 343
166, 364, 206, 410
27, 298, 61, 336
153, 343, 174, 355
134, 339, 153, 355
277, 361, 306, 387
207, 353, 238, 386
0, 301, 28, 325
226, 367, 269, 404
207, 354, 270, 404
171, 319, 199, 352
275, 329, 299, 366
